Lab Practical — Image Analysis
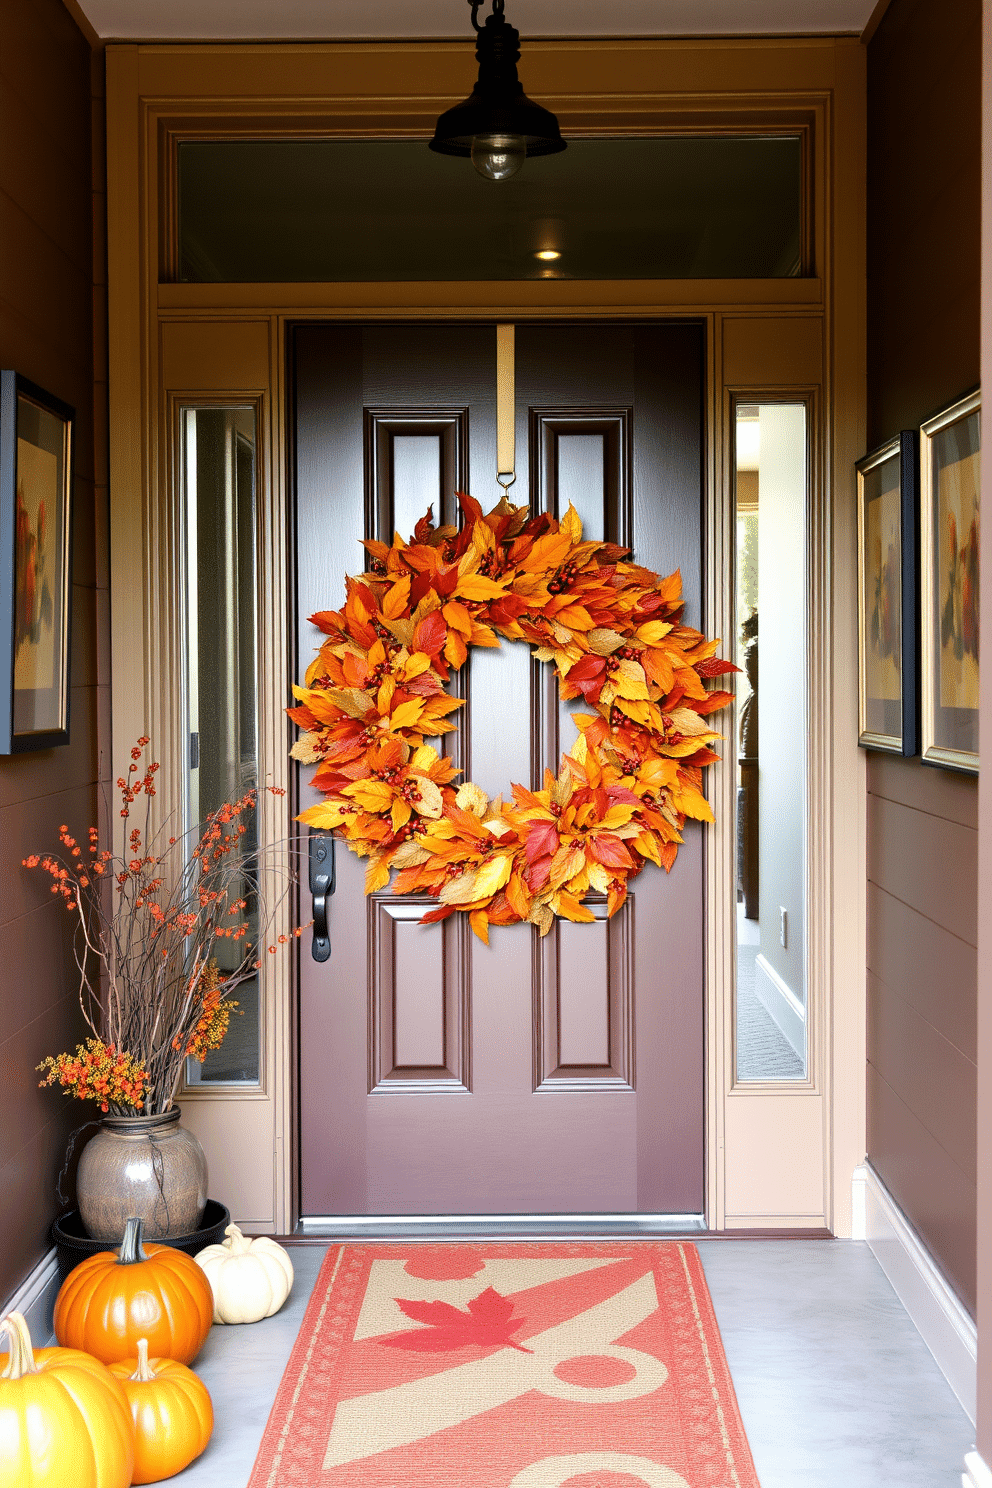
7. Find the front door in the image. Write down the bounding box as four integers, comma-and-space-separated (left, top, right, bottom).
295, 322, 704, 1218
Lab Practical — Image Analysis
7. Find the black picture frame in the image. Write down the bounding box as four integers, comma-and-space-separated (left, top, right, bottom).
856, 430, 920, 755
0, 371, 75, 754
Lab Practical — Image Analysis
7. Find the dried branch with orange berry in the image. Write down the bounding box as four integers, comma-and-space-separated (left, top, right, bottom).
26, 740, 304, 1114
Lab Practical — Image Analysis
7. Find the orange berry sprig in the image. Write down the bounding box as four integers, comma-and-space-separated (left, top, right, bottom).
24, 741, 303, 1115
36, 1039, 148, 1114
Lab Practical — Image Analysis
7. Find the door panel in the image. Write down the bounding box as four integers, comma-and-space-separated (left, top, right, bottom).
295, 321, 703, 1216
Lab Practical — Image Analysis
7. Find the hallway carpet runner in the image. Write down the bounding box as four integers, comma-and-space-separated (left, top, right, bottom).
248, 1242, 760, 1488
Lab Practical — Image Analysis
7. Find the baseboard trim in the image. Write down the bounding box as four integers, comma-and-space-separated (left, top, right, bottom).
850, 1163, 868, 1240
865, 1163, 976, 1422
753, 952, 805, 1057
1, 1248, 60, 1345
963, 1449, 992, 1487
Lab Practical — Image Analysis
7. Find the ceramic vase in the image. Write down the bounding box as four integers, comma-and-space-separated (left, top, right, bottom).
76, 1106, 208, 1241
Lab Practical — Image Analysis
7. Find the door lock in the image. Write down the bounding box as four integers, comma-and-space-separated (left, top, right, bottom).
309, 830, 336, 963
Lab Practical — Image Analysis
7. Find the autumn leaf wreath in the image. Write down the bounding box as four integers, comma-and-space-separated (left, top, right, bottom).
290, 493, 736, 943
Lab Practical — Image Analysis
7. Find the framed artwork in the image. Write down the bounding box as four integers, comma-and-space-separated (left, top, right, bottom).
920, 388, 980, 773
0, 372, 75, 753
857, 430, 919, 754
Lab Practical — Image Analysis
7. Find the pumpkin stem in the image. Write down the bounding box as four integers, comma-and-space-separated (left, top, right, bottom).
223, 1222, 251, 1254
0, 1312, 39, 1380
130, 1337, 157, 1382
117, 1215, 149, 1265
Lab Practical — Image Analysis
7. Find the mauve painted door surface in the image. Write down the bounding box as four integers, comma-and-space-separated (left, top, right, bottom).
295, 322, 704, 1216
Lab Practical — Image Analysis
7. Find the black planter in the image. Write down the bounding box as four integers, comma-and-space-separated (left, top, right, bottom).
52, 1199, 231, 1285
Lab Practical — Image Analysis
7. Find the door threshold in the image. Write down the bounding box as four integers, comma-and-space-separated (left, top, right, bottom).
296, 1213, 707, 1240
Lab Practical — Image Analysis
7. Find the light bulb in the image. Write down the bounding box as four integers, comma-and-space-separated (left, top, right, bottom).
470, 133, 526, 181
534, 249, 560, 261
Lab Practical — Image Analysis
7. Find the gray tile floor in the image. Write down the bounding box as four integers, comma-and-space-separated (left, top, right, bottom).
167, 1239, 973, 1488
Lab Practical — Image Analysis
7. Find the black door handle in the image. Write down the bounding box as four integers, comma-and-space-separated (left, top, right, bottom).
309, 831, 336, 963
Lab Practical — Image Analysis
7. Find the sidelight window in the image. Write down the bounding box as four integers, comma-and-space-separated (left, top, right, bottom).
733, 402, 809, 1083
180, 405, 262, 1087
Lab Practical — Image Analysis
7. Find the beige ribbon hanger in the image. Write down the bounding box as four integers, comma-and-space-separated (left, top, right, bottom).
496, 323, 515, 493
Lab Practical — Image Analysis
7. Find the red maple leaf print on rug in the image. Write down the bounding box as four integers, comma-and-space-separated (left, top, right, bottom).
380, 1287, 534, 1354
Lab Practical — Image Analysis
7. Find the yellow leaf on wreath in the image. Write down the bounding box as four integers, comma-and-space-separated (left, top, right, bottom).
325, 687, 375, 720
456, 782, 489, 817
469, 909, 490, 945
473, 854, 512, 900
344, 780, 394, 811
365, 856, 391, 894
298, 802, 344, 830
667, 706, 715, 738
506, 871, 530, 919
633, 830, 662, 866
377, 676, 397, 715
445, 630, 469, 668
390, 839, 431, 868
520, 530, 572, 574
552, 890, 596, 923
404, 652, 432, 681
560, 503, 583, 543
528, 901, 554, 936
382, 576, 412, 619
613, 659, 650, 700
588, 628, 627, 656
411, 744, 440, 771
457, 574, 508, 602
412, 777, 444, 818
439, 868, 481, 905
389, 698, 426, 732
587, 861, 612, 893
290, 733, 324, 764
636, 620, 673, 646
442, 601, 474, 636
553, 604, 595, 631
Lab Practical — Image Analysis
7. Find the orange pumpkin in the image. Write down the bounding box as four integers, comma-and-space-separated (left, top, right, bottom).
109, 1337, 213, 1484
54, 1215, 214, 1365
0, 1310, 134, 1488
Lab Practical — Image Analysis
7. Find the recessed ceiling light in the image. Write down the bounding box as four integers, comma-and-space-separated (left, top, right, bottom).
535, 249, 561, 261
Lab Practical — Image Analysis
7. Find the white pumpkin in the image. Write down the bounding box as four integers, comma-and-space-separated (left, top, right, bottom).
194, 1224, 294, 1324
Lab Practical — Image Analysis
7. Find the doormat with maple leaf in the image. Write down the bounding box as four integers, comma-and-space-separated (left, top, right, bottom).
248, 1242, 761, 1488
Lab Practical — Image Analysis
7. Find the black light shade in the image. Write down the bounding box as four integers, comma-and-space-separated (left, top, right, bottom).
429, 2, 566, 165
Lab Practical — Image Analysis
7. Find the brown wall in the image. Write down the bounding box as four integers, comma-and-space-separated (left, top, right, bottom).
0, 0, 106, 1307
865, 0, 982, 1315
974, 0, 990, 1460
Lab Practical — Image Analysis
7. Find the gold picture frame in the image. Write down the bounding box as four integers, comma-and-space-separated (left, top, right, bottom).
920, 388, 980, 773
857, 431, 919, 754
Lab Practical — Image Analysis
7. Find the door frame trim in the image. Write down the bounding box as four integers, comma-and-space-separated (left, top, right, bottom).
106, 36, 866, 1237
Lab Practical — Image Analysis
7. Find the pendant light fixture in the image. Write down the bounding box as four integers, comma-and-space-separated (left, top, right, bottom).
430, 0, 566, 181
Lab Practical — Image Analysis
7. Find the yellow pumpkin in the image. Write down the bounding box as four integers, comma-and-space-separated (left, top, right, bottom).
0, 1310, 134, 1488
54, 1215, 214, 1365
109, 1338, 213, 1484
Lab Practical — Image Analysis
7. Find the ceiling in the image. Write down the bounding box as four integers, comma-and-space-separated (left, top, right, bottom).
74, 0, 880, 43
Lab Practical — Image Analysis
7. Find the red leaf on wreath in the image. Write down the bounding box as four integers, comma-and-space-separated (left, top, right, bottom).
379, 1287, 533, 1354
419, 904, 455, 925
413, 611, 447, 656
696, 656, 739, 678
590, 834, 636, 870
527, 855, 553, 894
525, 820, 560, 863
457, 490, 485, 526
414, 506, 436, 543
409, 571, 433, 609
